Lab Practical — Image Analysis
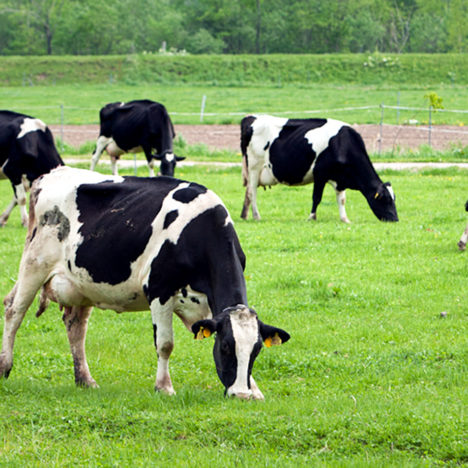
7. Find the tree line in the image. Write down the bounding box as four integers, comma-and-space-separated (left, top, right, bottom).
0, 0, 467, 56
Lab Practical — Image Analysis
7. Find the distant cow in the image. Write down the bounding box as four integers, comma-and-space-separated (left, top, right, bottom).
458, 200, 468, 251
0, 110, 63, 227
240, 115, 398, 223
90, 99, 185, 177
0, 167, 290, 399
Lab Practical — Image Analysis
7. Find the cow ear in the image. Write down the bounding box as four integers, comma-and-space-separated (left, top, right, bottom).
153, 153, 163, 160
175, 155, 186, 161
258, 321, 290, 347
192, 319, 217, 340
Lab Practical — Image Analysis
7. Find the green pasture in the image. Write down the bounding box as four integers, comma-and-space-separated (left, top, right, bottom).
1, 83, 467, 126
0, 161, 466, 466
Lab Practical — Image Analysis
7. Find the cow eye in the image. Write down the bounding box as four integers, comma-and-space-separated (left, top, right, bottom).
221, 341, 232, 354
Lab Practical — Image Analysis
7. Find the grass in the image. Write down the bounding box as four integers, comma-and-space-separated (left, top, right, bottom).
0, 161, 467, 466
1, 82, 467, 126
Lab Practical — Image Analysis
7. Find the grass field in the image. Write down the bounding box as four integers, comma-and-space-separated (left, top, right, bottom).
1, 83, 467, 126
0, 161, 466, 466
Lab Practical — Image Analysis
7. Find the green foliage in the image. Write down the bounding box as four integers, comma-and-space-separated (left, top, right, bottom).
0, 164, 467, 465
0, 53, 467, 87
424, 91, 444, 109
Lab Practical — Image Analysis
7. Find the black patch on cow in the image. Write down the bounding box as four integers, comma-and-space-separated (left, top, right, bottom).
39, 205, 70, 241
263, 141, 270, 151
153, 324, 157, 348
269, 119, 328, 185
29, 227, 37, 242
190, 297, 200, 304
75, 176, 185, 284
163, 210, 178, 229
181, 288, 187, 297
145, 204, 247, 315
67, 260, 72, 272
172, 184, 207, 204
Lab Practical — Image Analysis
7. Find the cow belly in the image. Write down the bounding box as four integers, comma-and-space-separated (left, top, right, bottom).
106, 141, 143, 157
45, 272, 149, 312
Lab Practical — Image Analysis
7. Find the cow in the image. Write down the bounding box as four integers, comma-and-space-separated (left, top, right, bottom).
0, 110, 63, 227
458, 200, 468, 251
0, 166, 290, 399
90, 99, 185, 177
240, 115, 398, 223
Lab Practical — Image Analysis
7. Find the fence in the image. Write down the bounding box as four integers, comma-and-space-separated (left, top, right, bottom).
16, 101, 468, 154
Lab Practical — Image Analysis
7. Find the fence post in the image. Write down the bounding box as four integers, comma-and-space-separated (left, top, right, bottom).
200, 95, 207, 123
428, 106, 432, 147
379, 104, 384, 154
60, 104, 64, 153
397, 91, 400, 125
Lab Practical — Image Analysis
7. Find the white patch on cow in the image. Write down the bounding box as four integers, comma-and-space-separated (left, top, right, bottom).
305, 119, 345, 156
300, 119, 346, 183
164, 153, 175, 162
227, 306, 259, 398
386, 184, 395, 200
17, 118, 47, 139
174, 286, 211, 330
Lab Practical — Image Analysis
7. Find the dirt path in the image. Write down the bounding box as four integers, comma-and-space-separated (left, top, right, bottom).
51, 123, 468, 153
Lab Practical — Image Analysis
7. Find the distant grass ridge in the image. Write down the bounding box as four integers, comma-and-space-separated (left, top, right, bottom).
0, 53, 466, 86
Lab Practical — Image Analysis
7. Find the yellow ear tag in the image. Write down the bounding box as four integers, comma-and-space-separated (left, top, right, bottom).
203, 328, 212, 338
374, 192, 379, 199
271, 332, 282, 346
196, 327, 205, 340
264, 337, 272, 348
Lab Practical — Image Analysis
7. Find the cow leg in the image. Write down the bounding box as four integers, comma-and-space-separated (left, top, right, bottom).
148, 160, 156, 177
150, 299, 176, 395
247, 170, 261, 220
0, 197, 17, 227
90, 135, 111, 171
62, 306, 97, 388
110, 156, 119, 176
328, 181, 350, 223
240, 185, 251, 219
458, 223, 468, 251
0, 275, 45, 378
14, 183, 28, 227
308, 179, 326, 221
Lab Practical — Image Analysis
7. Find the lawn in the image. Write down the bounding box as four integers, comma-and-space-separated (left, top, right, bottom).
0, 162, 466, 466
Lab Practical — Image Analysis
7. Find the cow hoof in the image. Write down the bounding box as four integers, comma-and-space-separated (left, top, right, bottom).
155, 386, 176, 396
76, 379, 99, 389
340, 217, 351, 224
307, 213, 317, 221
458, 241, 466, 251
251, 390, 265, 401
0, 358, 13, 379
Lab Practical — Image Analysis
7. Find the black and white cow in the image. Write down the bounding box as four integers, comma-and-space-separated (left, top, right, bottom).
0, 110, 63, 227
0, 167, 289, 399
90, 99, 185, 177
240, 115, 398, 223
458, 200, 468, 251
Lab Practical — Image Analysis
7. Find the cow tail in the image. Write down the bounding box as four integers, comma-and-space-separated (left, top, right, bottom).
240, 116, 255, 187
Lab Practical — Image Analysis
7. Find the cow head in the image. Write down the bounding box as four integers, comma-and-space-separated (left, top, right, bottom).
154, 152, 186, 177
192, 305, 290, 399
369, 182, 399, 222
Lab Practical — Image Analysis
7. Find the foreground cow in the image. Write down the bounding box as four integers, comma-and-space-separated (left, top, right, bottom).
240, 115, 398, 223
0, 110, 63, 227
0, 167, 289, 399
90, 99, 185, 176
458, 200, 468, 251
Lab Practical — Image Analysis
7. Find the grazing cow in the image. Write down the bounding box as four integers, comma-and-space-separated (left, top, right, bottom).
90, 99, 185, 177
0, 167, 290, 399
0, 110, 63, 227
240, 115, 398, 223
458, 200, 468, 251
